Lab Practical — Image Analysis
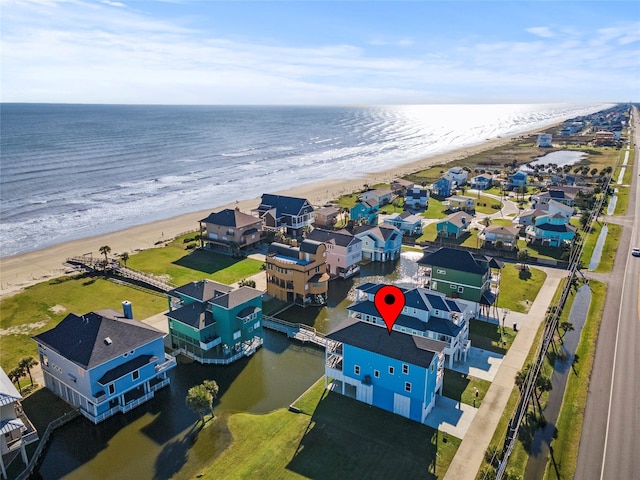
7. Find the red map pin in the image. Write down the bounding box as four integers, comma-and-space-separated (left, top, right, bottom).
374, 285, 406, 335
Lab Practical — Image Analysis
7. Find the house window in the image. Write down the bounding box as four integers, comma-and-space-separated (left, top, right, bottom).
450, 284, 457, 289
388, 366, 394, 375
354, 365, 360, 375
374, 370, 380, 378
254, 321, 260, 330
437, 269, 446, 275
431, 363, 435, 372
42, 355, 49, 367
132, 370, 139, 381
458, 286, 464, 293
233, 331, 241, 340
108, 384, 115, 395
405, 382, 412, 392
432, 282, 438, 289
402, 364, 409, 375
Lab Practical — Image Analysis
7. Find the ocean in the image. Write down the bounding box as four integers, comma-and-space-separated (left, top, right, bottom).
0, 103, 613, 257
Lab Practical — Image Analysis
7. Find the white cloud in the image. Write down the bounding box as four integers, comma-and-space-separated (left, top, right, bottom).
526, 27, 555, 38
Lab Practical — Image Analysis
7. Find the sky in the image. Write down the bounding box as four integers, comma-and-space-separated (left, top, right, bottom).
1, 0, 639, 105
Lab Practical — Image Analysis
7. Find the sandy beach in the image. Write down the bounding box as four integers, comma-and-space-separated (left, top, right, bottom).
0, 131, 539, 298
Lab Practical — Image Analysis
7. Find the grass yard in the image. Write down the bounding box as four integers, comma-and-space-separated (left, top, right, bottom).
469, 320, 517, 355
497, 264, 547, 313
613, 185, 630, 216
473, 194, 502, 215
194, 378, 460, 479
489, 218, 514, 227
544, 281, 606, 480
125, 236, 263, 286
421, 197, 449, 219
516, 239, 567, 261
442, 370, 491, 408
0, 274, 167, 371
417, 222, 438, 243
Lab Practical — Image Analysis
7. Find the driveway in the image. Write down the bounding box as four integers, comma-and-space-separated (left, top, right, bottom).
424, 395, 478, 439
449, 346, 504, 382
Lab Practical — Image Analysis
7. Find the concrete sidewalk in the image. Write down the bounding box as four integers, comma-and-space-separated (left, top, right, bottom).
443, 267, 566, 480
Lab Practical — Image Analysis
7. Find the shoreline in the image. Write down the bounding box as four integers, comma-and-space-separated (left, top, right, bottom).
0, 128, 546, 298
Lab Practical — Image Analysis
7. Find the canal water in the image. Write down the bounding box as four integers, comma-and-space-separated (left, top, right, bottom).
35, 251, 423, 479
523, 284, 591, 480
588, 224, 609, 271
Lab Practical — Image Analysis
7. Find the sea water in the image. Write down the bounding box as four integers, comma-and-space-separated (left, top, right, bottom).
0, 103, 613, 257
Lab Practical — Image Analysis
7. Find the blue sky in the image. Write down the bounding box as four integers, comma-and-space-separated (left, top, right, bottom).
1, 0, 638, 104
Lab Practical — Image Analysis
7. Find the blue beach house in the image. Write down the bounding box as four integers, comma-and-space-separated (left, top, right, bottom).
32, 306, 176, 424
166, 280, 264, 364
350, 199, 379, 225
507, 171, 528, 189
431, 174, 454, 197
325, 318, 445, 423
354, 224, 402, 262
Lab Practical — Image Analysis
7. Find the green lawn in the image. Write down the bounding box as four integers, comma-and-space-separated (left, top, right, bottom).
489, 218, 514, 227
474, 194, 503, 215
421, 197, 449, 219
497, 264, 547, 313
0, 274, 167, 371
442, 370, 491, 408
469, 320, 517, 355
125, 236, 263, 286
417, 222, 438, 243
516, 239, 566, 261
194, 378, 461, 479
613, 185, 630, 216
580, 221, 621, 273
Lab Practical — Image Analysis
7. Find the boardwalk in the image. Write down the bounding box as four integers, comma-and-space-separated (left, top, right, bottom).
262, 315, 329, 348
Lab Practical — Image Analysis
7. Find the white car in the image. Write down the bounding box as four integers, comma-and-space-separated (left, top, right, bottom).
632, 247, 640, 257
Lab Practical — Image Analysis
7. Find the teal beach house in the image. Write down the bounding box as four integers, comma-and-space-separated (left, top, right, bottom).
33, 306, 176, 424
166, 280, 264, 364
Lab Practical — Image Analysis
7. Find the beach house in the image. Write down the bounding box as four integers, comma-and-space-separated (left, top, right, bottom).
325, 318, 445, 423
436, 212, 473, 239
431, 174, 454, 197
311, 206, 340, 228
507, 171, 528, 189
404, 186, 429, 209
347, 282, 473, 368
391, 178, 415, 195
479, 225, 520, 250
512, 206, 549, 227
252, 194, 314, 237
265, 240, 330, 307
358, 188, 393, 207
199, 208, 262, 252
532, 189, 577, 208
350, 199, 379, 225
383, 212, 423, 236
525, 213, 576, 247
0, 368, 38, 478
166, 280, 264, 364
447, 195, 476, 212
354, 224, 402, 262
537, 134, 553, 147
32, 306, 176, 424
306, 228, 362, 279
470, 173, 494, 190
418, 247, 503, 307
447, 167, 469, 186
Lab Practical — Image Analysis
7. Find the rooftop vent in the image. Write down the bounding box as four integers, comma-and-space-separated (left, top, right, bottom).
104, 337, 112, 346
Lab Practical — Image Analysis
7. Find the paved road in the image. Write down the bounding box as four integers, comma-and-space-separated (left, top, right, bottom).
575, 107, 640, 479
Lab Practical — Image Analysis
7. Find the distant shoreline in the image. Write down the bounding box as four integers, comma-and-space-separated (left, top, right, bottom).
0, 124, 552, 298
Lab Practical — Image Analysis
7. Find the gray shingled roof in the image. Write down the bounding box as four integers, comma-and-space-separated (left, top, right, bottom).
257, 194, 313, 216
97, 355, 153, 385
168, 280, 233, 302
33, 310, 164, 370
327, 318, 441, 368
355, 223, 401, 241
210, 286, 263, 309
200, 209, 260, 228
165, 302, 214, 329
418, 247, 489, 275
307, 228, 361, 248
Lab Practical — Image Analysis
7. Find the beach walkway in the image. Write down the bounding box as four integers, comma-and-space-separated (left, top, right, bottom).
443, 266, 566, 480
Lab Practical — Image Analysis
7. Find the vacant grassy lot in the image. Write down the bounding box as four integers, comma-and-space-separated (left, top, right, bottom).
469, 321, 517, 355
125, 236, 263, 286
195, 378, 460, 479
0, 274, 167, 371
497, 264, 547, 313
421, 197, 449, 219
442, 370, 491, 408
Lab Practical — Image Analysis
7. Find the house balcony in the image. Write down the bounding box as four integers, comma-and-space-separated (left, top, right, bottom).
200, 336, 222, 351
338, 264, 360, 279
154, 353, 177, 373
287, 217, 312, 229
326, 354, 343, 371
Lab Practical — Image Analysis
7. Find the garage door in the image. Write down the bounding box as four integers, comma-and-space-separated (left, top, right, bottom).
393, 393, 411, 418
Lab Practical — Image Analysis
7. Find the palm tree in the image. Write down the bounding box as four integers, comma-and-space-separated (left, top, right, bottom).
9, 366, 25, 393
19, 356, 38, 386
99, 245, 111, 267
515, 363, 532, 392
202, 380, 220, 417
120, 252, 129, 267
186, 385, 213, 425
559, 321, 575, 341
